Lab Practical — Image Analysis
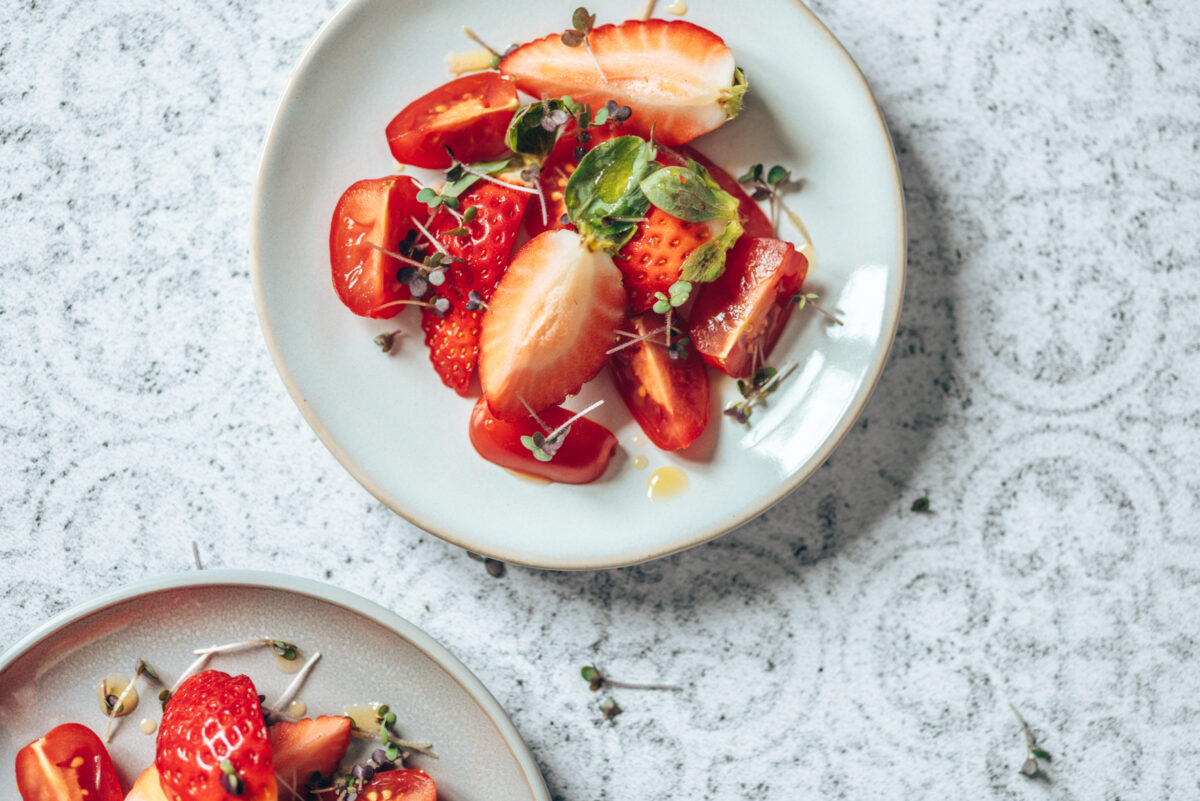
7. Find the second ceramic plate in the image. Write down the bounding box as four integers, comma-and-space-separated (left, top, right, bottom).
252, 0, 904, 568
0, 571, 548, 801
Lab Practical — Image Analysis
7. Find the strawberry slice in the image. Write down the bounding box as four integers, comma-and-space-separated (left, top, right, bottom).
268, 716, 351, 799
420, 180, 531, 394
479, 228, 625, 419
155, 671, 277, 801
500, 19, 744, 146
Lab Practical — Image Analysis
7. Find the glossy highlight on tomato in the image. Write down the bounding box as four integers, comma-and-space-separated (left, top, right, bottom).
15, 723, 123, 801
609, 312, 710, 450
329, 175, 425, 318
468, 395, 617, 483
688, 236, 809, 378
386, 72, 519, 169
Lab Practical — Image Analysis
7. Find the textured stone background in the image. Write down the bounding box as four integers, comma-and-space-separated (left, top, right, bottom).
2, 0, 1199, 798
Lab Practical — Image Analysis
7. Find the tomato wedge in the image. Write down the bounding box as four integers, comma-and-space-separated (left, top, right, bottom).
688, 236, 809, 378
358, 769, 437, 801
468, 395, 617, 483
386, 73, 519, 169
329, 175, 425, 318
15, 723, 123, 801
609, 312, 710, 451
677, 145, 773, 239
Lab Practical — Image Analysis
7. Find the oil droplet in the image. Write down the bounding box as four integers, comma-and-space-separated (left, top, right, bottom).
666, 0, 688, 15
505, 468, 552, 485
274, 648, 304, 675
288, 700, 308, 718
139, 717, 157, 735
631, 454, 649, 470
344, 703, 383, 733
646, 466, 689, 501
96, 674, 139, 717
631, 434, 645, 446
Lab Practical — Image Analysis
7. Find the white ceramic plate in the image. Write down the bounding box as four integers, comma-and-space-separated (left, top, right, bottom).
0, 571, 549, 801
252, 0, 904, 569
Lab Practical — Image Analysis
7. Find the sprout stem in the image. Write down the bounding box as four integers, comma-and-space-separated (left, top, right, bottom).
605, 325, 669, 355
545, 399, 605, 444
409, 216, 450, 258
462, 26, 501, 57
516, 393, 554, 434
267, 651, 322, 719
460, 165, 541, 195
365, 241, 427, 270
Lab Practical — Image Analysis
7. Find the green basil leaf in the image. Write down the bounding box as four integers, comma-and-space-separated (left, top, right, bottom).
639, 165, 739, 223
441, 158, 513, 199
564, 135, 658, 248
505, 100, 567, 159
679, 217, 744, 283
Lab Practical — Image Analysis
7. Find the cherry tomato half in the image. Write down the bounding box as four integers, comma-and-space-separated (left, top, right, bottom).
386, 73, 519, 169
358, 769, 438, 801
468, 395, 617, 484
15, 723, 124, 801
609, 312, 710, 451
329, 175, 425, 318
688, 236, 809, 378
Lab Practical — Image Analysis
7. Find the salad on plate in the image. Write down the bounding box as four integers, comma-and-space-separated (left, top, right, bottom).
328, 5, 836, 484
14, 639, 436, 801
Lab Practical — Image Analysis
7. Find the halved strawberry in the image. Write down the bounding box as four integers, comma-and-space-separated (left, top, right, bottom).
420, 180, 531, 394
478, 228, 626, 419
500, 19, 744, 146
155, 671, 277, 801
268, 716, 351, 799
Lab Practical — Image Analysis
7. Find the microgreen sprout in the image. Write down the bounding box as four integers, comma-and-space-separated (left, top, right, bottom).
599, 697, 622, 722
561, 7, 608, 84
102, 658, 160, 742
271, 640, 298, 661
468, 551, 507, 578
373, 329, 404, 354
219, 759, 245, 796
652, 280, 691, 314
911, 496, 932, 513
738, 162, 815, 243
464, 290, 488, 312
724, 363, 798, 425
370, 295, 451, 319
462, 25, 504, 63
519, 399, 605, 461
791, 291, 844, 325
580, 665, 682, 692
1011, 704, 1052, 778
265, 652, 321, 720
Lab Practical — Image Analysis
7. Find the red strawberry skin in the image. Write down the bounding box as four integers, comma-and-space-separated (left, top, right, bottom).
500, 19, 738, 145
618, 208, 717, 312
155, 671, 277, 801
421, 180, 530, 395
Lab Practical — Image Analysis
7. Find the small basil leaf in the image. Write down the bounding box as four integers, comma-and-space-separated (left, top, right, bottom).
564, 135, 658, 248
678, 217, 743, 283
506, 100, 568, 159
639, 165, 738, 223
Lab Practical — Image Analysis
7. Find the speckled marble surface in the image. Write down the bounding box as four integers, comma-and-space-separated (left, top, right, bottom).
2, 0, 1199, 798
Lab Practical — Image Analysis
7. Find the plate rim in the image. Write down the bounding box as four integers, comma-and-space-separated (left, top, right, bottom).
0, 570, 552, 801
249, 0, 907, 570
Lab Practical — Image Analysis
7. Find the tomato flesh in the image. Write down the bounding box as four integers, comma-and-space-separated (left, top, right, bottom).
688, 237, 809, 378
329, 175, 425, 318
386, 73, 519, 169
358, 769, 437, 801
15, 723, 123, 801
468, 395, 617, 483
609, 312, 710, 451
